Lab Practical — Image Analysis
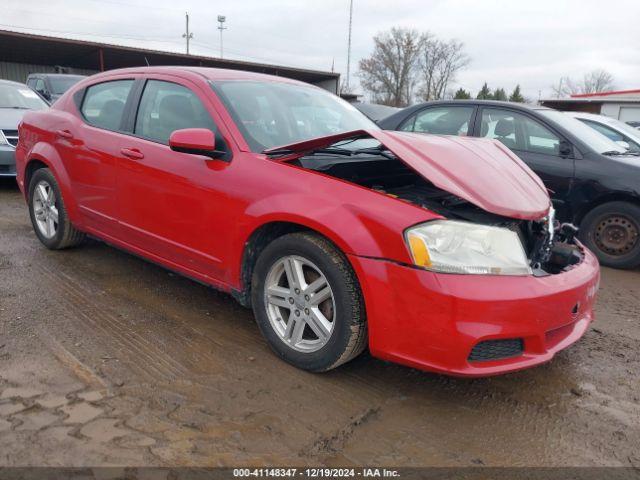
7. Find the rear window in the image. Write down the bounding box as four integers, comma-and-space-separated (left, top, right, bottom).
80, 80, 134, 131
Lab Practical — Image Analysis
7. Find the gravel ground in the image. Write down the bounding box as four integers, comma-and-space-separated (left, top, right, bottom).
0, 178, 638, 468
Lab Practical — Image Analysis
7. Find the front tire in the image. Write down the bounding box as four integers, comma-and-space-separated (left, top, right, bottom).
251, 232, 367, 372
579, 201, 640, 269
28, 168, 85, 250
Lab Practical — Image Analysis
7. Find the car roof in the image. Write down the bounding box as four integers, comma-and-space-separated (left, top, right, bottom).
86, 66, 311, 87
0, 79, 29, 87
28, 73, 87, 79
565, 111, 603, 119
407, 99, 550, 111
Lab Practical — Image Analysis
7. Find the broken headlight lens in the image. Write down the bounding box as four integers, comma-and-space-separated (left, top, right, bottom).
405, 220, 532, 275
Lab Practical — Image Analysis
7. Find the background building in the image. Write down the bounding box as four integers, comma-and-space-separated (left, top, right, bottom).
541, 89, 640, 122
0, 29, 339, 93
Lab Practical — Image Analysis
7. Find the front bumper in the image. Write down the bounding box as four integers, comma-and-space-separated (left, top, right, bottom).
0, 146, 16, 176
349, 246, 600, 377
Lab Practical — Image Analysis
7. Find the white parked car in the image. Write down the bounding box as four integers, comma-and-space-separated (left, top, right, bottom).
565, 111, 640, 153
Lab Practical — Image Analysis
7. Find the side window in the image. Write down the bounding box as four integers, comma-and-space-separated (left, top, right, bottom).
481, 108, 561, 156
80, 80, 134, 131
26, 78, 36, 88
34, 79, 45, 92
400, 106, 474, 136
134, 80, 217, 144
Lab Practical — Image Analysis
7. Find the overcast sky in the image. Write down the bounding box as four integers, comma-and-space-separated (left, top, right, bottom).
2, 0, 639, 100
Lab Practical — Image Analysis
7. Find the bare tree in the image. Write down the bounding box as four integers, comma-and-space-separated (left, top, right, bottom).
582, 69, 615, 93
551, 70, 615, 98
418, 37, 470, 101
358, 27, 424, 107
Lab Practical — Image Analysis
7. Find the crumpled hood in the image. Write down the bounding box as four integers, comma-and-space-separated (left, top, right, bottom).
265, 129, 551, 221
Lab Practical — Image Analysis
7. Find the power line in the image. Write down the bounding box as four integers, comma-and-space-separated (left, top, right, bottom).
0, 23, 180, 44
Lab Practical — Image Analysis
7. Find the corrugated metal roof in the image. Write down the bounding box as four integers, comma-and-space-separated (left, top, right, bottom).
0, 28, 339, 87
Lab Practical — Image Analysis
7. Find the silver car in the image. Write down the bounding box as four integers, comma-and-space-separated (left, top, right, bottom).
566, 111, 640, 153
0, 79, 48, 176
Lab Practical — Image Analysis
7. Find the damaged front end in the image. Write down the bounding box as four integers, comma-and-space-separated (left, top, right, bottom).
265, 129, 584, 276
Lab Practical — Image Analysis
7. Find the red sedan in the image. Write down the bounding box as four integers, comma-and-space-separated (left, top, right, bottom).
15, 67, 600, 376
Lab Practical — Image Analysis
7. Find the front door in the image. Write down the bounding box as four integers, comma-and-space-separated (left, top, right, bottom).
116, 77, 230, 281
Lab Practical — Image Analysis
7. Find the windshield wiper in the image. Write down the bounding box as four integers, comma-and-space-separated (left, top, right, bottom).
265, 144, 395, 160
602, 150, 640, 156
308, 145, 396, 160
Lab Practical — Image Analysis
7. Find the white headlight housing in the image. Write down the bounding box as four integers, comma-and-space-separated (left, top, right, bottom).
0, 130, 8, 146
405, 220, 532, 275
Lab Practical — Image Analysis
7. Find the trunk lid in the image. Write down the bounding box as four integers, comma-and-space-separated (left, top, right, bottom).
265, 129, 551, 221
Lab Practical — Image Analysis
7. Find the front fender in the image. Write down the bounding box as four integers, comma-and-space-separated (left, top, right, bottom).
229, 190, 435, 287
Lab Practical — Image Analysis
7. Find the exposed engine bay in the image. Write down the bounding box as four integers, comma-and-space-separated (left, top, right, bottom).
294, 154, 583, 275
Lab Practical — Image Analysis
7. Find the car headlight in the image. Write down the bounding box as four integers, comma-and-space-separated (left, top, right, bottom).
405, 220, 532, 275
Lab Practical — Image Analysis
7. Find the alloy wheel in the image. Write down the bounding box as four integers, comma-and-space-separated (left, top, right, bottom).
264, 255, 336, 353
32, 180, 58, 239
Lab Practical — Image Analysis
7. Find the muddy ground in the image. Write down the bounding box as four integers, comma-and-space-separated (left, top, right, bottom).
0, 178, 638, 468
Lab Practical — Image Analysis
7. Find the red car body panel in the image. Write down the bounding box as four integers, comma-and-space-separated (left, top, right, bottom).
350, 248, 599, 376
15, 67, 600, 376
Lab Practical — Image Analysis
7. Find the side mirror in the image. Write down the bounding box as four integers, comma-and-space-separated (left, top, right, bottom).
169, 128, 226, 159
559, 141, 573, 158
615, 140, 631, 151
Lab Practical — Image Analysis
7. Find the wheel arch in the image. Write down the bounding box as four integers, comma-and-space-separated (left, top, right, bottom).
24, 143, 81, 224
233, 220, 361, 308
574, 192, 640, 227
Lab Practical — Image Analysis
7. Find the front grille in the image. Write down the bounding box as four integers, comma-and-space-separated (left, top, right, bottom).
1, 129, 18, 147
0, 164, 16, 175
468, 338, 524, 362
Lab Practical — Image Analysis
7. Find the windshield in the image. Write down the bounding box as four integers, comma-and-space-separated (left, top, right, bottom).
212, 80, 377, 152
0, 84, 48, 110
49, 76, 84, 95
603, 116, 640, 142
537, 109, 626, 154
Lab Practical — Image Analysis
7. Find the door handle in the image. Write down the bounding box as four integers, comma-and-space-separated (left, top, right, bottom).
56, 129, 73, 139
120, 148, 145, 160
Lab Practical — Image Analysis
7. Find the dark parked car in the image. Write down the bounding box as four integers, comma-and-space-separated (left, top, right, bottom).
379, 100, 640, 269
26, 73, 86, 103
0, 79, 48, 176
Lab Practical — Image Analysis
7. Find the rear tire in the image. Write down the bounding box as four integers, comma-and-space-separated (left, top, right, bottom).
28, 168, 85, 250
579, 201, 640, 269
251, 232, 367, 372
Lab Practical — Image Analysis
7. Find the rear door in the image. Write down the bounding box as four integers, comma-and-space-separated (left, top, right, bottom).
115, 75, 231, 281
475, 107, 574, 218
60, 77, 137, 236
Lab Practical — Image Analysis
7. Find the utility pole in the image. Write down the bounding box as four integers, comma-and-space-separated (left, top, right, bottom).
217, 15, 227, 59
182, 12, 193, 54
345, 0, 353, 93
